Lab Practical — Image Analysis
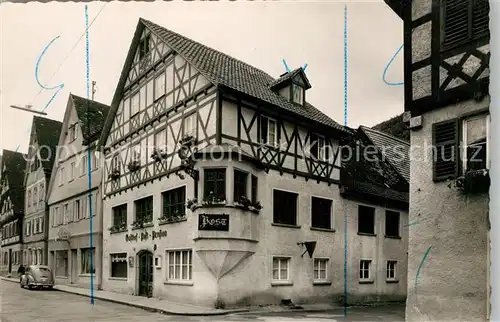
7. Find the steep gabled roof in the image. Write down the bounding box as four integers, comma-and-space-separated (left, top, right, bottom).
360, 126, 410, 182
70, 94, 110, 144
32, 116, 63, 175
100, 18, 348, 147
269, 68, 312, 90
0, 149, 26, 214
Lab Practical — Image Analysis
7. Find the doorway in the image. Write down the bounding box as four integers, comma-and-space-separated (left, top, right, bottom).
137, 250, 153, 297
8, 249, 12, 274
71, 249, 78, 284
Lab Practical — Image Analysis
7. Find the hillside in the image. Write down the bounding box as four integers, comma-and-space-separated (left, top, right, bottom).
372, 113, 410, 142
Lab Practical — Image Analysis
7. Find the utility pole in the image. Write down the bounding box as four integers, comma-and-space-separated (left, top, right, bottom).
91, 81, 96, 100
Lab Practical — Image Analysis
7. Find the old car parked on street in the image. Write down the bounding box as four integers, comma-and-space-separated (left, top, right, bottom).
20, 265, 55, 290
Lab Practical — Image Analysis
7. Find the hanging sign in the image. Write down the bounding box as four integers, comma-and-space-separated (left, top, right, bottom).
198, 214, 229, 231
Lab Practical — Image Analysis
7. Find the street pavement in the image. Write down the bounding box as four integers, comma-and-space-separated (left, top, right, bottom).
0, 280, 405, 321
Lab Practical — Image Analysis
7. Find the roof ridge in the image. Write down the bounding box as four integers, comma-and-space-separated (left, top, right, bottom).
140, 18, 276, 81
361, 125, 410, 146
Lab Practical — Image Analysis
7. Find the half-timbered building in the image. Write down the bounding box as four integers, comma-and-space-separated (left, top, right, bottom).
98, 18, 409, 308
0, 150, 26, 277
46, 94, 109, 289
23, 116, 62, 267
384, 0, 490, 320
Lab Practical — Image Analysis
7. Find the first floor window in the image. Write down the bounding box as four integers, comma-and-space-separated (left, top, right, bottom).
273, 190, 298, 226
313, 258, 328, 281
260, 115, 277, 146
167, 250, 192, 281
162, 186, 186, 218
233, 169, 248, 201
204, 168, 226, 201
81, 248, 95, 274
110, 253, 128, 278
311, 197, 332, 229
360, 260, 372, 281
81, 155, 88, 176
387, 260, 397, 280
463, 113, 490, 172
272, 257, 290, 281
358, 205, 375, 234
135, 196, 153, 224
113, 204, 127, 227
385, 211, 400, 237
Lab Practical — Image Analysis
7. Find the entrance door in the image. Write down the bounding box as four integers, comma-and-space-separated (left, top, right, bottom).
71, 249, 78, 284
138, 251, 153, 297
8, 249, 12, 274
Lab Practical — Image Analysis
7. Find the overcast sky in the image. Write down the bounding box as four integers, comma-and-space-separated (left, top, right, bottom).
0, 1, 404, 153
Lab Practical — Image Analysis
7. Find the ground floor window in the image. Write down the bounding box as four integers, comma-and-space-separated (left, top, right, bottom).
359, 260, 372, 281
55, 251, 68, 277
110, 253, 127, 278
167, 250, 192, 281
272, 257, 290, 281
81, 248, 95, 274
386, 260, 397, 280
313, 258, 328, 281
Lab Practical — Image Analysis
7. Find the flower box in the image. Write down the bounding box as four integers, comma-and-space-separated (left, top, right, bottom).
454, 169, 490, 194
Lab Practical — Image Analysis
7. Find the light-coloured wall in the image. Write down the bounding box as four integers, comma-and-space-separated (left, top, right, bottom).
406, 97, 489, 321
102, 156, 407, 308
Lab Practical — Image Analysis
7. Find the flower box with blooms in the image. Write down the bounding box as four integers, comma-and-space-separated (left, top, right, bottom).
202, 191, 226, 206
158, 215, 186, 224
449, 169, 490, 194
235, 196, 262, 213
110, 168, 120, 180
131, 217, 152, 229
186, 198, 198, 211
151, 148, 168, 162
109, 222, 128, 233
127, 160, 140, 172
179, 135, 196, 147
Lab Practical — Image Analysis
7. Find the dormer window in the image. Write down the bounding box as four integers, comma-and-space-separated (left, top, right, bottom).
292, 84, 304, 105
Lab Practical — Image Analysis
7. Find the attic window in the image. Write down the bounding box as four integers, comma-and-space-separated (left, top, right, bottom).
291, 84, 304, 105
139, 35, 151, 59
69, 124, 77, 141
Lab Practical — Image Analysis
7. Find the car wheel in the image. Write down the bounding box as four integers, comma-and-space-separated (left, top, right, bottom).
28, 284, 33, 290
48, 286, 53, 290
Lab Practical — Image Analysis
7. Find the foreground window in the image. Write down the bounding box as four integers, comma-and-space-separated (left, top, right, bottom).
358, 205, 375, 235
113, 204, 127, 227
110, 253, 128, 278
167, 250, 192, 281
273, 190, 298, 226
162, 186, 186, 218
260, 116, 277, 146
234, 169, 248, 201
387, 260, 397, 281
385, 211, 400, 237
313, 258, 328, 281
81, 248, 95, 274
272, 257, 290, 281
135, 196, 153, 224
359, 260, 372, 281
204, 169, 226, 201
463, 114, 490, 172
311, 197, 332, 230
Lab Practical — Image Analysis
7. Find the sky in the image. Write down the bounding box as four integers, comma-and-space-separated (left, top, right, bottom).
0, 1, 404, 154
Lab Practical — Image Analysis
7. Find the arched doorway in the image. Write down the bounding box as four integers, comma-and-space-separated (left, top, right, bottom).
137, 250, 153, 297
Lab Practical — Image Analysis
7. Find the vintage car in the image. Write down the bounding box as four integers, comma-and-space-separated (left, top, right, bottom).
20, 265, 55, 290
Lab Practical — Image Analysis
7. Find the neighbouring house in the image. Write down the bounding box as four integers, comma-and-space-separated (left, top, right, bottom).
340, 126, 409, 304
0, 150, 27, 277
46, 94, 109, 289
23, 116, 62, 267
96, 18, 411, 308
384, 0, 490, 320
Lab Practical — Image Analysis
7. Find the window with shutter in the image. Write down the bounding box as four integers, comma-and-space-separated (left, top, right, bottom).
432, 119, 459, 181
441, 0, 490, 51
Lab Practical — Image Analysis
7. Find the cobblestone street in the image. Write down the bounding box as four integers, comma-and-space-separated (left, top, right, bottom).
0, 280, 405, 321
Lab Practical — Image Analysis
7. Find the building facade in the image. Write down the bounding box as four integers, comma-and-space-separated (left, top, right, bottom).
46, 94, 109, 289
0, 150, 27, 277
96, 18, 410, 308
384, 0, 490, 320
23, 116, 62, 267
